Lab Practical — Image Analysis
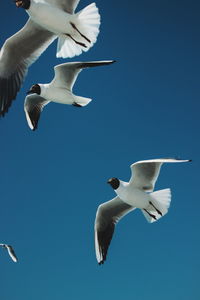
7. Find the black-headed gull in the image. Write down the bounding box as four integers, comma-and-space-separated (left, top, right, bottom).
0, 0, 100, 117
24, 60, 115, 130
0, 244, 18, 262
95, 158, 191, 265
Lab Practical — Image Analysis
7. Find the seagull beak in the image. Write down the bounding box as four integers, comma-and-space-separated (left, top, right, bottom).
107, 179, 112, 184
15, 0, 23, 7
26, 89, 34, 95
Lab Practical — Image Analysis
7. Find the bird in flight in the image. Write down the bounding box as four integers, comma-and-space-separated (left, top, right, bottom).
0, 244, 18, 262
94, 158, 191, 265
24, 60, 115, 130
0, 0, 100, 116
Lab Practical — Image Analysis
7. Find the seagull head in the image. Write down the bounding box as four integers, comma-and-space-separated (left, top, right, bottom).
27, 84, 41, 95
107, 177, 120, 190
14, 0, 30, 10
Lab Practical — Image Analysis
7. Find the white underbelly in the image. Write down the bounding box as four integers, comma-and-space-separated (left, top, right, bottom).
44, 88, 75, 104
28, 2, 73, 35
117, 187, 150, 209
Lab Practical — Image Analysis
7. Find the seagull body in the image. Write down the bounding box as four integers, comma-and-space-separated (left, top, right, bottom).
28, 1, 80, 37
24, 60, 115, 130
38, 83, 84, 105
95, 158, 191, 265
115, 181, 151, 209
0, 244, 18, 263
26, 0, 100, 52
0, 0, 100, 116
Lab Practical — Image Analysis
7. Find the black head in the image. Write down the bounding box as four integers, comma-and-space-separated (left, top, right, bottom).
27, 84, 41, 95
15, 0, 30, 10
107, 177, 120, 190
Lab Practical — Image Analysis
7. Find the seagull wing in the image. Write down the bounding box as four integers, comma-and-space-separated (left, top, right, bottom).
45, 0, 80, 13
5, 245, 18, 262
130, 158, 191, 192
52, 60, 115, 90
95, 196, 135, 265
24, 94, 50, 130
0, 19, 55, 116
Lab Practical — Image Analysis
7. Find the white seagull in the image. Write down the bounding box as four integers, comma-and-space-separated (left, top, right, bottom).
0, 0, 100, 116
95, 158, 191, 265
24, 60, 115, 130
0, 244, 18, 262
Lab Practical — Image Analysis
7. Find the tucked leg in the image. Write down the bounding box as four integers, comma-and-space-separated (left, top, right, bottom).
73, 102, 82, 107
144, 209, 157, 220
149, 201, 162, 216
65, 34, 87, 48
70, 22, 91, 43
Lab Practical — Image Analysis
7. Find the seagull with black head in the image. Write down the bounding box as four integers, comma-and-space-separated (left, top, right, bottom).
24, 60, 115, 130
95, 158, 191, 265
0, 0, 100, 116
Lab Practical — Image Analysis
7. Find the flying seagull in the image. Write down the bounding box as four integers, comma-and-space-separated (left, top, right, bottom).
0, 244, 18, 262
0, 0, 100, 117
94, 158, 191, 265
24, 60, 115, 130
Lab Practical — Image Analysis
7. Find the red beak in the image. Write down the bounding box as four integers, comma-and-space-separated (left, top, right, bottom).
15, 0, 23, 7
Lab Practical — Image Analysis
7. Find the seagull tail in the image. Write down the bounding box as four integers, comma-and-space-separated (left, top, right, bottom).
74, 96, 92, 107
142, 189, 171, 223
56, 3, 100, 58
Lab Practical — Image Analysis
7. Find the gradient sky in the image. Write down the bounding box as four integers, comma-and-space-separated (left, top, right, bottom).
0, 1, 200, 299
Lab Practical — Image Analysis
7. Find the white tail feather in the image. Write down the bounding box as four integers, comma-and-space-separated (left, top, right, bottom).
75, 96, 92, 107
142, 189, 171, 223
57, 36, 82, 58
56, 3, 100, 58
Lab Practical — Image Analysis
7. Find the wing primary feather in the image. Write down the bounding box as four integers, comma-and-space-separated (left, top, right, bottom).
95, 197, 135, 265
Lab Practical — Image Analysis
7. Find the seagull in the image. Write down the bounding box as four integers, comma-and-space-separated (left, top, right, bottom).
0, 0, 100, 117
24, 60, 115, 130
94, 158, 191, 265
0, 244, 18, 262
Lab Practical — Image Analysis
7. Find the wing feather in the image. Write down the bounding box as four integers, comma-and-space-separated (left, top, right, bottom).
130, 158, 191, 191
52, 60, 115, 90
0, 19, 55, 116
95, 197, 135, 265
24, 94, 49, 130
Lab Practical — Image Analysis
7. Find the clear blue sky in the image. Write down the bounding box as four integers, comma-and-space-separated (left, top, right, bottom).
0, 1, 199, 299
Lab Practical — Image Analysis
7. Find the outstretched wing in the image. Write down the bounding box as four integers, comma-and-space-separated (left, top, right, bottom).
6, 245, 18, 263
130, 158, 191, 192
24, 94, 49, 130
45, 0, 80, 13
95, 197, 135, 265
52, 60, 115, 90
0, 19, 55, 116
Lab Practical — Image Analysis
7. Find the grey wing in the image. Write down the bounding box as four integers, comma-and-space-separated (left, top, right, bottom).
24, 94, 50, 131
0, 19, 55, 116
95, 197, 135, 265
52, 60, 116, 90
45, 0, 80, 13
6, 245, 18, 262
130, 158, 191, 192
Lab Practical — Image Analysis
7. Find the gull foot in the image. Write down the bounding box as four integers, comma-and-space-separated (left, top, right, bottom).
149, 201, 163, 216
70, 22, 91, 43
144, 209, 157, 220
73, 102, 82, 107
65, 34, 87, 48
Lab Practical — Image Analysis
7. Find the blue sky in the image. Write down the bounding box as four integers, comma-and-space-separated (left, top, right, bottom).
0, 0, 199, 299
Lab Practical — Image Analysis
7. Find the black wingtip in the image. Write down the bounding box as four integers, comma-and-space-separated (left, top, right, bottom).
176, 157, 192, 162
